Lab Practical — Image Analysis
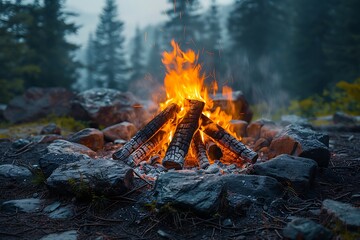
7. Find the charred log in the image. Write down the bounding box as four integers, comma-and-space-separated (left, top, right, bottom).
200, 114, 258, 163
113, 103, 180, 161
124, 130, 167, 167
162, 100, 205, 170
192, 131, 210, 169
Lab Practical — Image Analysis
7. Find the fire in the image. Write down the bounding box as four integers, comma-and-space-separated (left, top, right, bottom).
160, 40, 239, 144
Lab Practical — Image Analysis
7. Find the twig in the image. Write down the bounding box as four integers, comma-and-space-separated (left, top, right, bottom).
334, 192, 351, 200
93, 216, 124, 223
262, 211, 287, 224
121, 183, 148, 197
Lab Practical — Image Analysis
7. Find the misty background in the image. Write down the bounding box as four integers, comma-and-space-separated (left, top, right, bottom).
1, 0, 359, 117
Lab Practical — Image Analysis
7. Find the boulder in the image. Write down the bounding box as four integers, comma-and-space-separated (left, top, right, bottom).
67, 128, 104, 151
280, 115, 311, 127
247, 119, 275, 140
0, 164, 32, 182
4, 87, 74, 123
46, 159, 134, 197
102, 122, 137, 141
321, 199, 360, 236
1, 198, 43, 213
269, 125, 330, 167
153, 171, 224, 215
333, 111, 356, 124
283, 218, 333, 240
221, 174, 284, 212
71, 88, 150, 128
229, 120, 248, 138
211, 91, 253, 123
39, 140, 95, 177
252, 154, 318, 194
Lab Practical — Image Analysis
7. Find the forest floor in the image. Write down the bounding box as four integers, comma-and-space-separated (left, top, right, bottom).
0, 129, 359, 240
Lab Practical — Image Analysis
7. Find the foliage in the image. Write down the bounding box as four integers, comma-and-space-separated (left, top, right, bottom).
288, 78, 360, 117
128, 26, 145, 83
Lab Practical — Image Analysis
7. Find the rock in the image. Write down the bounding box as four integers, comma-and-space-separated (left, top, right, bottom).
71, 88, 150, 128
68, 128, 104, 151
47, 159, 134, 197
2, 198, 43, 213
48, 205, 74, 219
333, 111, 356, 125
39, 140, 95, 178
283, 218, 333, 240
46, 139, 96, 157
247, 119, 275, 140
253, 138, 270, 152
211, 91, 253, 122
0, 164, 32, 182
269, 125, 330, 167
153, 171, 283, 215
40, 123, 61, 135
39, 230, 78, 240
43, 201, 61, 213
229, 120, 248, 137
153, 171, 224, 214
321, 199, 360, 235
221, 174, 284, 212
12, 138, 31, 149
102, 122, 137, 141
260, 124, 282, 141
252, 154, 318, 194
4, 87, 74, 123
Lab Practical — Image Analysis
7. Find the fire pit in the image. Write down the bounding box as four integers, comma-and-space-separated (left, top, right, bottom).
113, 40, 257, 171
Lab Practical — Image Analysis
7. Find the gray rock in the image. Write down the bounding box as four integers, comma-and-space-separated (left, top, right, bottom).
12, 138, 31, 149
154, 171, 224, 214
47, 159, 134, 197
71, 88, 150, 128
68, 128, 104, 151
43, 201, 61, 213
0, 164, 32, 181
321, 199, 360, 234
39, 230, 77, 240
269, 125, 330, 167
281, 115, 310, 127
2, 198, 43, 213
48, 205, 74, 219
39, 140, 95, 177
153, 171, 283, 215
283, 217, 332, 240
252, 154, 318, 194
333, 111, 356, 124
4, 87, 74, 123
102, 122, 137, 141
222, 174, 284, 211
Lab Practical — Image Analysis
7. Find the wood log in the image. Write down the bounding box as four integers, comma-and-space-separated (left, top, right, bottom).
113, 103, 180, 161
205, 138, 223, 161
200, 114, 258, 163
123, 130, 167, 167
162, 100, 205, 170
192, 131, 210, 169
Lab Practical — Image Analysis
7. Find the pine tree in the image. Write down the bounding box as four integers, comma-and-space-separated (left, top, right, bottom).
30, 0, 79, 88
129, 26, 145, 83
164, 0, 203, 49
146, 30, 164, 84
85, 33, 97, 88
93, 0, 127, 90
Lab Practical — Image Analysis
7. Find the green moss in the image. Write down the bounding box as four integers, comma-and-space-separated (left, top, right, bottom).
31, 169, 47, 186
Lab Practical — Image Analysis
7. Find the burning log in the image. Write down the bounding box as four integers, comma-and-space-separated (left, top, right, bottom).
200, 114, 258, 163
162, 100, 205, 170
205, 138, 223, 161
123, 130, 167, 167
113, 103, 180, 161
192, 131, 210, 169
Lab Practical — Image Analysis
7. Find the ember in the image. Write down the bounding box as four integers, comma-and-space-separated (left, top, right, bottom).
113, 40, 258, 169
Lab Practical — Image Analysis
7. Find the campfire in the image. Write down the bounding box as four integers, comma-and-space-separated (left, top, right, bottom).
113, 40, 258, 170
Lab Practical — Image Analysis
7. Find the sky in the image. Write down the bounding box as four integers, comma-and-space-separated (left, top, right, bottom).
65, 0, 233, 47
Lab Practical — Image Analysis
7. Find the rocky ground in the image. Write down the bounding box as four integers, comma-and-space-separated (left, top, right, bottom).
0, 127, 359, 240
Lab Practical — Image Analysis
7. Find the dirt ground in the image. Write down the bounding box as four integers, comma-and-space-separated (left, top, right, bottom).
0, 129, 359, 240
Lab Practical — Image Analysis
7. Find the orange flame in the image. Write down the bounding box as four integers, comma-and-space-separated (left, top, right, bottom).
160, 40, 240, 143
